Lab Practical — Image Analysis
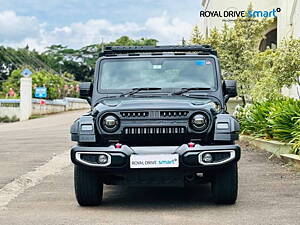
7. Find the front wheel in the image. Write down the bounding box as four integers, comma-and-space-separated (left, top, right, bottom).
74, 165, 103, 206
211, 162, 238, 204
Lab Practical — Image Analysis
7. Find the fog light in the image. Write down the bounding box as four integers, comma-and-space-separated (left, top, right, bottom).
98, 154, 109, 164
203, 153, 213, 163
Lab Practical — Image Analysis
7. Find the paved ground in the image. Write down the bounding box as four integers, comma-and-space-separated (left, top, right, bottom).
0, 110, 299, 225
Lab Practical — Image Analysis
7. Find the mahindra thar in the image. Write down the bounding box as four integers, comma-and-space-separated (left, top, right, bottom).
70, 45, 240, 206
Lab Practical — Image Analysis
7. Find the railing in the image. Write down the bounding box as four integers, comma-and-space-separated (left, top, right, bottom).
0, 98, 88, 107
0, 99, 20, 107
0, 98, 89, 119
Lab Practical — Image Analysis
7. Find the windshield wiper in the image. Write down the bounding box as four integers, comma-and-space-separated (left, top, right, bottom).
120, 87, 162, 97
172, 87, 211, 96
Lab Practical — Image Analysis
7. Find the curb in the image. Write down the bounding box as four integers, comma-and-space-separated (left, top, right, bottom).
240, 135, 292, 157
240, 135, 300, 170
280, 154, 300, 169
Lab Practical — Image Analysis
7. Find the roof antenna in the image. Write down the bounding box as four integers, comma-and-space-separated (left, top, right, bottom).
101, 37, 104, 52
182, 37, 186, 46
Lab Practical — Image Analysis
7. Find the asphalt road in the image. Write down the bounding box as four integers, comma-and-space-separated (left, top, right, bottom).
0, 110, 299, 225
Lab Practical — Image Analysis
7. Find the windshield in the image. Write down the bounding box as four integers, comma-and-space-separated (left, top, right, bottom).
99, 57, 217, 91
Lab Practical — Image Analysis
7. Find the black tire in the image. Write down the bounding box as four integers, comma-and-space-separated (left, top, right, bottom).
211, 162, 238, 204
74, 165, 103, 206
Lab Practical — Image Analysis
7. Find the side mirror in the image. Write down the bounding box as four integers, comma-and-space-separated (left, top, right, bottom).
223, 80, 237, 102
79, 82, 93, 104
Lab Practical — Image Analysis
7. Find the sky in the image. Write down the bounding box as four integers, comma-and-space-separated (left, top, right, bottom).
0, 0, 201, 51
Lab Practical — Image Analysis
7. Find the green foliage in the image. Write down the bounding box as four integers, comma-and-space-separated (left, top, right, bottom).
268, 99, 300, 141
0, 36, 159, 97
107, 36, 158, 46
248, 49, 280, 101
43, 36, 158, 82
2, 69, 78, 99
290, 122, 300, 155
248, 40, 300, 101
191, 6, 273, 98
2, 69, 23, 95
190, 25, 205, 44
234, 102, 273, 139
0, 36, 159, 90
0, 46, 56, 81
191, 14, 300, 102
0, 116, 18, 123
274, 39, 300, 87
235, 99, 300, 155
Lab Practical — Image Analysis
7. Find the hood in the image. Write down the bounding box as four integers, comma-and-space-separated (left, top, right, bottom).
94, 95, 218, 112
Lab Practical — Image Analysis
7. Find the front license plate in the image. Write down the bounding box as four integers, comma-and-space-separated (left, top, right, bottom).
130, 154, 179, 169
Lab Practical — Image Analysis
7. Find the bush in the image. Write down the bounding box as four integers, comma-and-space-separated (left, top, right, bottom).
235, 99, 300, 155
234, 102, 274, 138
2, 69, 78, 99
268, 99, 300, 141
0, 116, 18, 123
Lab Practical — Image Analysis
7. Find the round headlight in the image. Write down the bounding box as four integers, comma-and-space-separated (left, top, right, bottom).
190, 113, 208, 131
101, 114, 120, 132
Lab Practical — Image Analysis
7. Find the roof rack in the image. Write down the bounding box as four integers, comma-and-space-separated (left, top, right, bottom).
100, 45, 217, 57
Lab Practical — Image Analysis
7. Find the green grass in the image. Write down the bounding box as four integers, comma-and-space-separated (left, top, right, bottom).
29, 115, 45, 120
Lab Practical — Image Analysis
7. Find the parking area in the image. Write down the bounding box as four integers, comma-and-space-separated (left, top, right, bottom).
0, 111, 299, 225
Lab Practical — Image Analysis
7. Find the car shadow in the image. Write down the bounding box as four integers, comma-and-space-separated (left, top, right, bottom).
93, 184, 220, 210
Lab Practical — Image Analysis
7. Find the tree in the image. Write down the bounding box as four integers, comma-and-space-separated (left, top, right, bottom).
107, 36, 158, 46
275, 39, 300, 89
0, 36, 159, 95
3, 69, 78, 99
190, 25, 205, 45
41, 36, 159, 82
191, 5, 274, 104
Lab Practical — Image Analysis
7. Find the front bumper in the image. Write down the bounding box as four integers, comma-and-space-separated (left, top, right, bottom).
70, 144, 241, 173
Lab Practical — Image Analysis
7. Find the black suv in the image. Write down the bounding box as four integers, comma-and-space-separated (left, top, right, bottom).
70, 45, 240, 206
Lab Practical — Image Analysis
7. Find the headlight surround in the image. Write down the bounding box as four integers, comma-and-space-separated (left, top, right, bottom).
101, 114, 120, 132
190, 113, 209, 131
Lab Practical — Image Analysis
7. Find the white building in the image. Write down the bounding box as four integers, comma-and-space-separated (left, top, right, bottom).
200, 0, 300, 98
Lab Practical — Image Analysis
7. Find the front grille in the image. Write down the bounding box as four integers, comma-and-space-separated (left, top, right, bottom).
160, 111, 189, 118
124, 127, 186, 135
120, 110, 189, 119
120, 111, 149, 118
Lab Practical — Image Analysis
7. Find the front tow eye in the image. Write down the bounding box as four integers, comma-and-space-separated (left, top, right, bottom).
188, 142, 195, 148
115, 143, 122, 149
